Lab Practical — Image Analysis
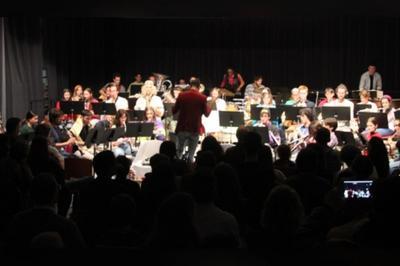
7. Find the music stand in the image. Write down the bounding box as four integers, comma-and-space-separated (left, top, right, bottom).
354, 104, 372, 116
128, 98, 138, 110
335, 131, 356, 146
127, 110, 145, 121
92, 102, 117, 116
109, 127, 125, 141
219, 111, 244, 143
358, 112, 388, 129
246, 126, 270, 144
130, 84, 142, 95
84, 127, 111, 155
321, 106, 351, 121
394, 110, 400, 120
126, 122, 155, 146
278, 105, 303, 121
250, 105, 264, 120
60, 101, 84, 116
119, 92, 129, 99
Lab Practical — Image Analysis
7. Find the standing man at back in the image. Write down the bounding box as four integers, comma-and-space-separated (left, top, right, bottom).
359, 63, 382, 91
173, 78, 211, 162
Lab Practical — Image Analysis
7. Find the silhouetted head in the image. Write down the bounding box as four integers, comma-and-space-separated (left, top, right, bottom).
93, 150, 117, 179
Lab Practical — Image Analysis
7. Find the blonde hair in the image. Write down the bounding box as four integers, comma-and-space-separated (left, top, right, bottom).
72, 84, 83, 99
359, 89, 370, 99
298, 85, 309, 93
141, 80, 157, 97
336, 83, 348, 93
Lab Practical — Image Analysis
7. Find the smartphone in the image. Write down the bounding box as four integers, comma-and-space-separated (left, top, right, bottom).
343, 180, 373, 199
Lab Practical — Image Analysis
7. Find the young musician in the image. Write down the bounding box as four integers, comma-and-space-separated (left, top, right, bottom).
112, 109, 132, 157
135, 80, 164, 117
285, 88, 300, 105
19, 111, 39, 136
258, 89, 276, 108
202, 88, 226, 136
379, 94, 396, 135
357, 89, 378, 112
112, 72, 126, 93
106, 83, 129, 111
323, 117, 339, 148
244, 75, 265, 99
83, 88, 99, 112
318, 87, 335, 107
365, 117, 382, 141
294, 85, 315, 108
69, 110, 94, 159
145, 107, 166, 140
253, 109, 284, 147
220, 68, 245, 96
71, 85, 83, 101
48, 108, 76, 156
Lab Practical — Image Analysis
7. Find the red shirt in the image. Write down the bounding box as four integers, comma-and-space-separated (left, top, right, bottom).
367, 132, 382, 141
173, 89, 211, 134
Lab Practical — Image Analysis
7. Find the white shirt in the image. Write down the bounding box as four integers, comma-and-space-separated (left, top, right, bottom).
134, 95, 164, 115
357, 101, 378, 112
326, 98, 355, 120
107, 96, 128, 111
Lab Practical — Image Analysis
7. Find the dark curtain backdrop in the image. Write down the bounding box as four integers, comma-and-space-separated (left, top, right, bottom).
4, 16, 400, 117
4, 17, 44, 119
43, 17, 400, 99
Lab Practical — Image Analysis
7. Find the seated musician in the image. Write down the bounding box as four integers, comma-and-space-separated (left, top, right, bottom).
48, 108, 76, 156
145, 107, 166, 141
112, 110, 132, 157
357, 89, 378, 112
163, 86, 181, 104
83, 88, 99, 120
56, 89, 74, 121
106, 83, 129, 111
325, 84, 354, 131
253, 109, 284, 147
257, 89, 276, 108
318, 87, 335, 107
70, 110, 94, 159
379, 95, 396, 136
134, 80, 164, 117
127, 73, 144, 95
71, 84, 84, 102
297, 108, 314, 138
365, 117, 382, 141
285, 87, 300, 105
220, 68, 245, 97
244, 75, 265, 100
323, 117, 339, 148
293, 85, 315, 108
202, 88, 227, 136
20, 111, 39, 136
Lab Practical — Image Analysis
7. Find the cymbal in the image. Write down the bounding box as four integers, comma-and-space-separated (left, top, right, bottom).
219, 88, 235, 97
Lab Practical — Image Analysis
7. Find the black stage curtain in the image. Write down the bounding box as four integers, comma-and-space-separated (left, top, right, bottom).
42, 17, 400, 99
4, 16, 400, 116
4, 17, 44, 119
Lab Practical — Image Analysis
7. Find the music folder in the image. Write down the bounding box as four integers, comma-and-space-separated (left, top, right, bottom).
321, 106, 351, 121
219, 111, 244, 127
277, 105, 303, 121
250, 105, 264, 120
92, 102, 117, 115
60, 101, 85, 115
358, 112, 388, 129
126, 122, 154, 138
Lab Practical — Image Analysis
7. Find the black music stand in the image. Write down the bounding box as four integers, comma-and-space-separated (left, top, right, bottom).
127, 110, 145, 121
85, 126, 111, 155
119, 92, 129, 99
129, 84, 142, 95
219, 111, 244, 143
60, 101, 84, 117
335, 131, 356, 146
250, 105, 264, 120
128, 98, 138, 110
126, 122, 155, 146
395, 110, 400, 120
278, 105, 303, 121
246, 126, 270, 144
354, 104, 372, 116
92, 102, 117, 116
321, 106, 351, 121
358, 112, 388, 129
108, 127, 125, 141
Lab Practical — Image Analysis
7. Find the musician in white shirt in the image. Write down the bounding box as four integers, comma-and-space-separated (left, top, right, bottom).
357, 89, 378, 112
326, 84, 354, 119
135, 80, 164, 117
106, 83, 129, 111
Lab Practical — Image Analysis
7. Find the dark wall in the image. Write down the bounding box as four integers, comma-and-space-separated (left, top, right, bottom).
43, 17, 400, 99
